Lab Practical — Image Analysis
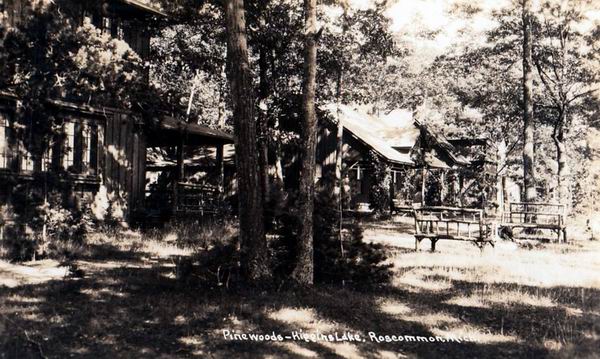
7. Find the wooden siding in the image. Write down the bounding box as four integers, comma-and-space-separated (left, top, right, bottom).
103, 112, 146, 221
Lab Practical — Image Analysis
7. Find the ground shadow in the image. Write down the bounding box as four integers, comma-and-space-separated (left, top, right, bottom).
0, 244, 598, 358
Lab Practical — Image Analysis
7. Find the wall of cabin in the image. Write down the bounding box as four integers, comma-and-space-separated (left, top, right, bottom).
316, 121, 395, 208
100, 110, 146, 222
0, 96, 146, 225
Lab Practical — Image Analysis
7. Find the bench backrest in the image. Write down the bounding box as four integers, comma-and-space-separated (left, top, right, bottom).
504, 202, 565, 226
413, 206, 487, 240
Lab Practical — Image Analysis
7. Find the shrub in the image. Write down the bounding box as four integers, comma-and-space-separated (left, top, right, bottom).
365, 151, 392, 217
0, 185, 95, 262
273, 182, 393, 288
313, 186, 392, 288
173, 218, 237, 251
193, 239, 241, 288
39, 201, 94, 260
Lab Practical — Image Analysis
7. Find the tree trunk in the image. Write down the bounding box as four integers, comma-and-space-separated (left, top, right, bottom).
273, 116, 284, 184
224, 0, 270, 281
334, 81, 344, 204
292, 0, 318, 285
497, 139, 507, 215
334, 4, 348, 206
553, 119, 571, 214
522, 0, 536, 202
258, 46, 270, 205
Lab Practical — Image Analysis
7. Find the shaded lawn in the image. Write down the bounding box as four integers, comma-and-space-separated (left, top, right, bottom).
0, 224, 599, 358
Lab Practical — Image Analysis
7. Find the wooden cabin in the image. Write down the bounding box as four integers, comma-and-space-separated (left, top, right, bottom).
316, 104, 472, 211
0, 0, 234, 228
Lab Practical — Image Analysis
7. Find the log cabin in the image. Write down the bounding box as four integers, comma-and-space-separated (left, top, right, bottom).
316, 104, 492, 212
0, 0, 234, 231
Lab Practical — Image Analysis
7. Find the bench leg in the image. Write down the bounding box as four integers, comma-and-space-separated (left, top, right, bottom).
479, 242, 486, 254
430, 239, 437, 252
415, 238, 422, 251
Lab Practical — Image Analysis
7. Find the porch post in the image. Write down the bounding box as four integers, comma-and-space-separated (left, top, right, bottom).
334, 119, 344, 202
440, 169, 447, 205
216, 144, 225, 194
458, 172, 464, 207
389, 169, 396, 213
421, 167, 427, 207
173, 136, 185, 214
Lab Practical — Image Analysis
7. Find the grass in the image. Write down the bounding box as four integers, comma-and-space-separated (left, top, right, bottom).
0, 216, 599, 358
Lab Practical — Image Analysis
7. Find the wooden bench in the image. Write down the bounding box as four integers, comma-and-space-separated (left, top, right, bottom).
413, 206, 494, 252
391, 199, 414, 215
501, 202, 567, 243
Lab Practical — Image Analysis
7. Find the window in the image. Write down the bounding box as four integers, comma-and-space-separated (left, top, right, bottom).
101, 17, 112, 35
19, 143, 34, 172
0, 112, 32, 172
349, 165, 365, 195
62, 120, 98, 175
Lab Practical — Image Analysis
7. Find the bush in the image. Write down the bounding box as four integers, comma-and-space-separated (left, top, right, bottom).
313, 186, 392, 288
0, 185, 95, 262
39, 201, 94, 260
193, 239, 241, 288
172, 218, 237, 251
273, 182, 393, 288
365, 151, 392, 217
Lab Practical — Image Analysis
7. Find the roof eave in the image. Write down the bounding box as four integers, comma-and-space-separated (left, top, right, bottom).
120, 0, 167, 17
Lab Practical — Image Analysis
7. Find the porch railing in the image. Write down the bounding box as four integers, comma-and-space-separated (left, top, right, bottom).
144, 182, 221, 216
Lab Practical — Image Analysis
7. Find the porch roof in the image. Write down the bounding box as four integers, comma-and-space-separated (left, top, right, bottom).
146, 117, 235, 147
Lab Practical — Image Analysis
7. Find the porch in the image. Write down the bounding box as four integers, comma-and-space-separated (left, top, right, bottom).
135, 117, 235, 224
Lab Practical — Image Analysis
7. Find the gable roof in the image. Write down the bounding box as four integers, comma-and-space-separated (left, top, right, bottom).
322, 104, 470, 169
322, 104, 413, 165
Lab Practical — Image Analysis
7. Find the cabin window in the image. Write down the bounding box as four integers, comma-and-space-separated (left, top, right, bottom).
62, 120, 98, 175
349, 166, 365, 195
0, 113, 33, 172
19, 142, 34, 172
102, 17, 112, 35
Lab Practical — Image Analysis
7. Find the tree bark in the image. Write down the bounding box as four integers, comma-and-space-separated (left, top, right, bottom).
292, 0, 318, 285
258, 46, 270, 205
553, 115, 571, 214
497, 139, 507, 215
224, 0, 270, 282
522, 0, 537, 202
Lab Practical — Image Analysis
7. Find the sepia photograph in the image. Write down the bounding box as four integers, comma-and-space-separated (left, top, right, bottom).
0, 0, 599, 357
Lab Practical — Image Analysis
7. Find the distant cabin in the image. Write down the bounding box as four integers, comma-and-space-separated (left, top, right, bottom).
316, 104, 499, 212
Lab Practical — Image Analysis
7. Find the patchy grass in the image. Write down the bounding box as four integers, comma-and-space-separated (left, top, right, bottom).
0, 218, 599, 358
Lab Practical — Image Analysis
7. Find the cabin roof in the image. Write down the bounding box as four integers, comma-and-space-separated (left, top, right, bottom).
146, 116, 235, 147
322, 104, 470, 168
322, 104, 413, 165
118, 0, 167, 17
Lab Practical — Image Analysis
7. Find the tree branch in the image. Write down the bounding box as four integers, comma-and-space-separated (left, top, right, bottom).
534, 57, 561, 107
